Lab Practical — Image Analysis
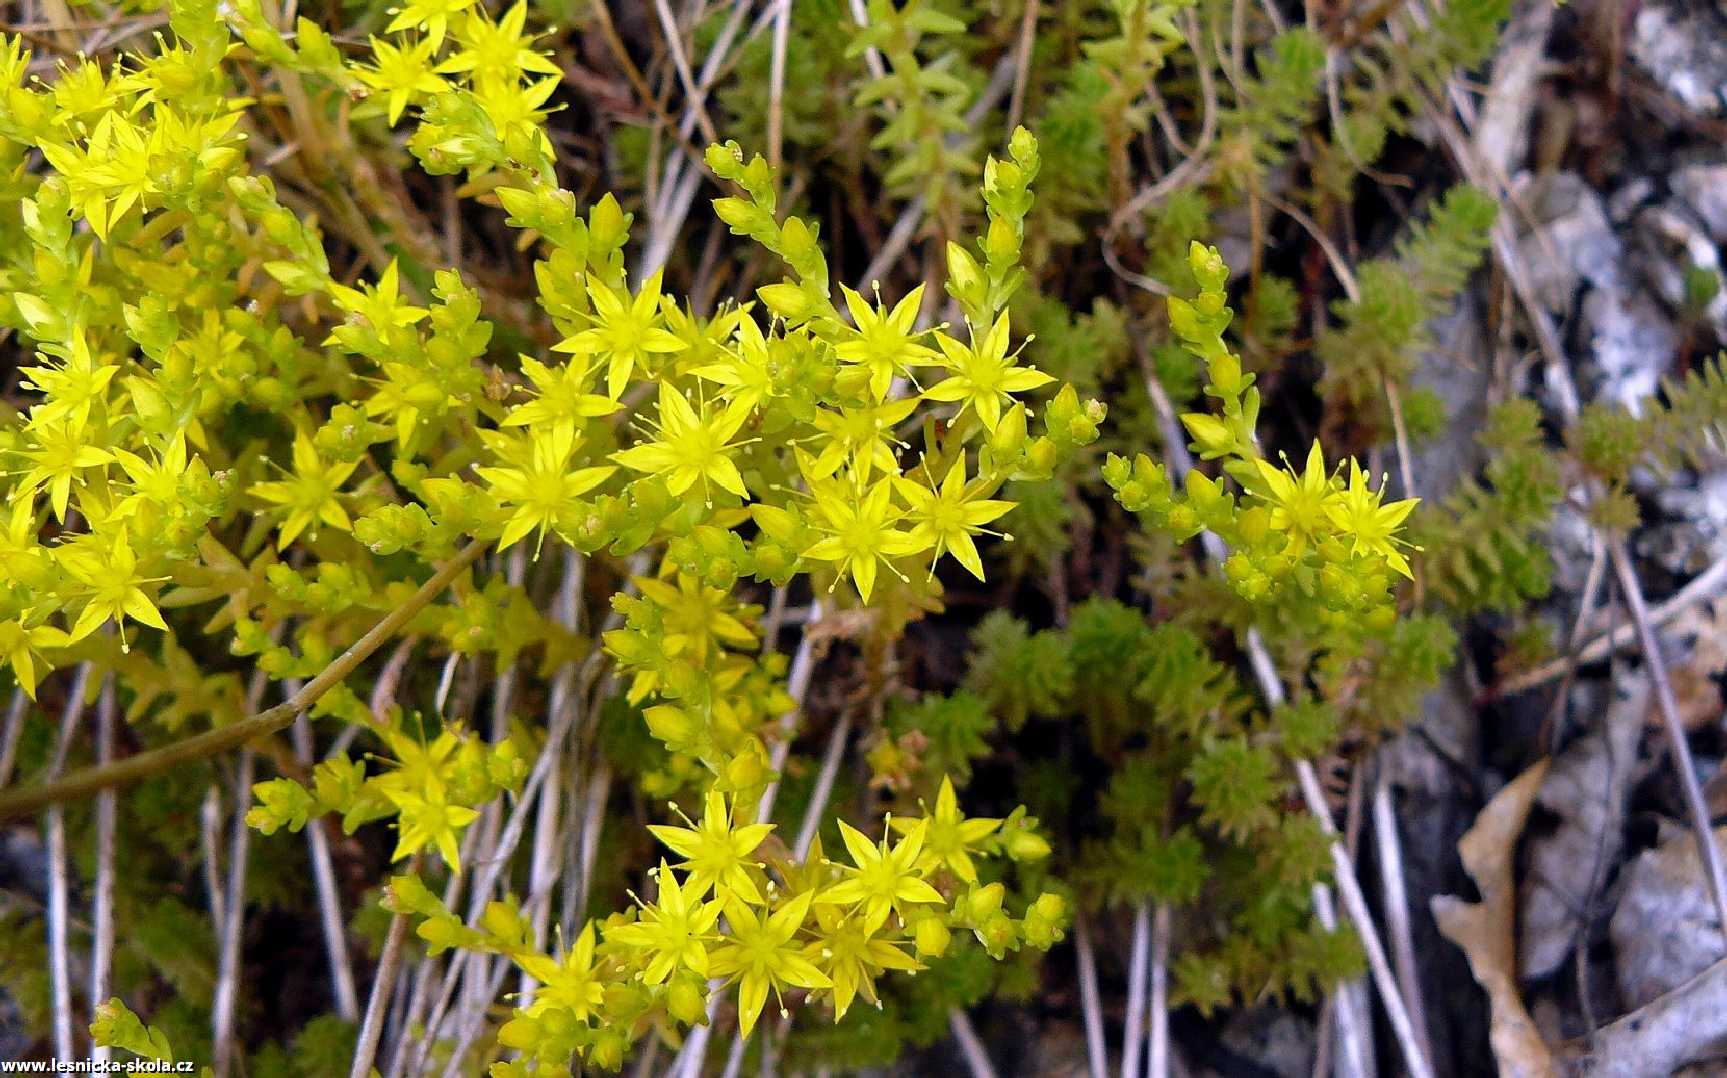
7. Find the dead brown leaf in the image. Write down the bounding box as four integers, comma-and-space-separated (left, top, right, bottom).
802, 607, 879, 650
1433, 759, 1558, 1078
1660, 596, 1727, 731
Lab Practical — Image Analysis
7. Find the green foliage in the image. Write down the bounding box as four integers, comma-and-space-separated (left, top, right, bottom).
1646, 353, 1727, 475
1319, 185, 1497, 410
1414, 399, 1564, 615
894, 578, 1416, 1012
850, 0, 983, 226
1218, 28, 1327, 189
886, 691, 996, 782
249, 1016, 359, 1078
1317, 0, 1511, 199
961, 610, 1071, 731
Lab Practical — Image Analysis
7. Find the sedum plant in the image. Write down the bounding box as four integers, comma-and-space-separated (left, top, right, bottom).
0, 0, 1098, 1070
889, 243, 1447, 1015
10, 0, 1684, 1071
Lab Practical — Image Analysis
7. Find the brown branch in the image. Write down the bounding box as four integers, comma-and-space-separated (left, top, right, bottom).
0, 542, 486, 821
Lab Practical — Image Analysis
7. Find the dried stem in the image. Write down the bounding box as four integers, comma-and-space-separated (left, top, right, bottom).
1107, 10, 1216, 239
1419, 49, 1727, 947
88, 676, 117, 1065
1304, 877, 1371, 1078
1075, 912, 1109, 1078
211, 745, 256, 1078
438, 956, 511, 1078
1005, 0, 1038, 135
574, 762, 611, 921
1122, 903, 1150, 1078
792, 710, 853, 858
519, 553, 584, 1008
1373, 763, 1435, 1070
293, 704, 360, 1022
677, 1002, 720, 1078
1146, 904, 1171, 1078
651, 0, 719, 147
766, 0, 790, 173
201, 786, 226, 933
720, 1021, 751, 1078
1369, 351, 1431, 1067
351, 897, 413, 1078
46, 662, 93, 1062
435, 558, 647, 1068
296, 656, 373, 1023
755, 602, 824, 823
583, 0, 709, 177
0, 688, 27, 789
0, 542, 485, 821
405, 562, 529, 1074
641, 0, 758, 276
386, 823, 481, 1078
844, 0, 889, 80
213, 667, 272, 1077
950, 1008, 998, 1078
1496, 555, 1727, 697
1439, 44, 1727, 941
1609, 537, 1727, 937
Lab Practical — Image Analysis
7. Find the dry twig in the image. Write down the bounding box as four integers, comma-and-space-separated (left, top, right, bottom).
88, 676, 116, 1065
45, 662, 93, 1062
950, 1008, 999, 1078
1122, 903, 1150, 1078
292, 705, 360, 1022
1147, 904, 1171, 1078
213, 667, 273, 1076
1075, 912, 1109, 1078
0, 542, 486, 820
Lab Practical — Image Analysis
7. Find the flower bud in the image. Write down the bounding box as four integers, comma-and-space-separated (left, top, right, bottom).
975, 913, 1016, 957
1022, 892, 1068, 949
1005, 827, 1050, 862
1188, 241, 1227, 290
1181, 413, 1233, 459
590, 1029, 629, 1071
1009, 126, 1040, 173
913, 915, 952, 958
667, 975, 707, 1025
964, 882, 1005, 922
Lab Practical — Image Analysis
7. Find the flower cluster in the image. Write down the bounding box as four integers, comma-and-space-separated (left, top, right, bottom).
394, 783, 1063, 1073
246, 708, 527, 870
0, 1, 1092, 1066
1104, 243, 1418, 635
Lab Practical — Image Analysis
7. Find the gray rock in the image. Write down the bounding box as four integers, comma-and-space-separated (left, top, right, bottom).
1632, 2, 1727, 116
1518, 674, 1647, 979
1518, 173, 1624, 308
1671, 159, 1727, 244
1212, 1007, 1314, 1078
1632, 202, 1727, 340
1656, 470, 1727, 569
1408, 293, 1491, 501
1577, 285, 1676, 414
1611, 825, 1727, 1010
